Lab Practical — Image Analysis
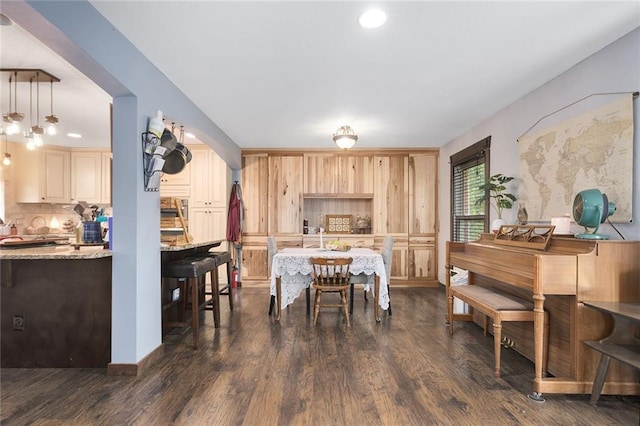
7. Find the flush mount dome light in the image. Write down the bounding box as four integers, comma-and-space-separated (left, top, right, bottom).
359, 9, 386, 29
333, 125, 358, 149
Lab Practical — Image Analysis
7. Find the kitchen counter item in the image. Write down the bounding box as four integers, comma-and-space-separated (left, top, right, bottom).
0, 238, 67, 249
31, 216, 46, 228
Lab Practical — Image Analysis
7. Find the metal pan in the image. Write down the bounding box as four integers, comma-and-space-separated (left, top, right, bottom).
162, 143, 192, 174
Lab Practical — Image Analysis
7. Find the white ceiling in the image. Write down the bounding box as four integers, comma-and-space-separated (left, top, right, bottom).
2, 1, 639, 150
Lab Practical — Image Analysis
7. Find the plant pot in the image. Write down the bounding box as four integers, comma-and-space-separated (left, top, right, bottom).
491, 218, 506, 233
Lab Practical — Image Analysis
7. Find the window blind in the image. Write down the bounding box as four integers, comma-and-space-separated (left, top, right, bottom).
450, 137, 490, 242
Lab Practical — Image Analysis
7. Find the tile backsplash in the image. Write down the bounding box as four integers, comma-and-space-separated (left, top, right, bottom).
2, 166, 111, 234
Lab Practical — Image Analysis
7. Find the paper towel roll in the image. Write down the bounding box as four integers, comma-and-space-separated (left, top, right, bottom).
551, 216, 571, 234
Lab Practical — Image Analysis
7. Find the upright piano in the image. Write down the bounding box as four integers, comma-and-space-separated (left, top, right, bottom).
446, 233, 640, 396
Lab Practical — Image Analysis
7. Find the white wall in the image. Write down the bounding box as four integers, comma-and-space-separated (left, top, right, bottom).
438, 27, 640, 284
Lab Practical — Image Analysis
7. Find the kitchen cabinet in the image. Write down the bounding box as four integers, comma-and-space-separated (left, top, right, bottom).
189, 145, 229, 208
242, 154, 269, 234
241, 149, 439, 286
303, 154, 373, 194
14, 145, 71, 203
268, 154, 303, 234
71, 151, 111, 204
373, 155, 408, 234
160, 161, 191, 197
408, 153, 438, 281
190, 206, 226, 244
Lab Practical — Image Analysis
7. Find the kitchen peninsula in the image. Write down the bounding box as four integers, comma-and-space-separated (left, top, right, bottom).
0, 239, 225, 368
1, 244, 112, 368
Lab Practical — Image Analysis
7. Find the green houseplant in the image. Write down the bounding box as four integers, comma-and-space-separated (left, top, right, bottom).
475, 173, 517, 222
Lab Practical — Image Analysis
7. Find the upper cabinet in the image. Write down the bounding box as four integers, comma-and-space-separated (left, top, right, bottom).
373, 155, 408, 234
242, 154, 269, 234
408, 153, 438, 235
303, 154, 373, 195
268, 155, 303, 234
160, 161, 191, 198
71, 151, 111, 204
189, 145, 229, 208
14, 145, 71, 203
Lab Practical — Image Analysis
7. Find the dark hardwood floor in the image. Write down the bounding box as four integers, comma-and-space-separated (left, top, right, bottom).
1, 287, 638, 425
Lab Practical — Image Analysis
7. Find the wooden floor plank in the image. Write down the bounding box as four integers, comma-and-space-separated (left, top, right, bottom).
1, 287, 638, 425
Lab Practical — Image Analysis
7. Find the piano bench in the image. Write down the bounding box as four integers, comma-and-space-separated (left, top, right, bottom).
448, 285, 549, 378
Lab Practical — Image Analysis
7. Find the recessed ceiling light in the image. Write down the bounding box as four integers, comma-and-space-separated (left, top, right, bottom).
67, 133, 82, 138
359, 9, 386, 29
185, 132, 195, 139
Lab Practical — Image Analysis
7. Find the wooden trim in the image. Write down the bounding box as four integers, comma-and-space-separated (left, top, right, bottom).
107, 344, 164, 377
242, 148, 439, 156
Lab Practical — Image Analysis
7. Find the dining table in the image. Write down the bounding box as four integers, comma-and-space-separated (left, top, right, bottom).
270, 247, 389, 322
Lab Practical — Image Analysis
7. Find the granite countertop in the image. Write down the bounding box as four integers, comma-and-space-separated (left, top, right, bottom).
0, 244, 112, 260
0, 239, 224, 259
160, 239, 225, 252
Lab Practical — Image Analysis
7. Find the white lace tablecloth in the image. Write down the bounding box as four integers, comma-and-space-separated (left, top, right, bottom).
270, 247, 389, 310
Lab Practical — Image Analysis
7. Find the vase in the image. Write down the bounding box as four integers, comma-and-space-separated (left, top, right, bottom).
517, 203, 528, 225
491, 218, 506, 233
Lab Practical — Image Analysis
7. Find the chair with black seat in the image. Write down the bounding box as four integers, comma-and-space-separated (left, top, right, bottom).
310, 257, 352, 327
162, 256, 219, 349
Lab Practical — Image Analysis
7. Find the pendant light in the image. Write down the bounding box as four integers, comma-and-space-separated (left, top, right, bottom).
31, 72, 45, 146
45, 78, 59, 135
3, 72, 24, 135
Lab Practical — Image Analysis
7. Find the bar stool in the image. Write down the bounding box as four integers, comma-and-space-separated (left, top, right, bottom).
162, 256, 218, 349
201, 251, 233, 329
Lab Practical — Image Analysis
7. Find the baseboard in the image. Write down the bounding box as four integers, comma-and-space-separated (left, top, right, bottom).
106, 344, 164, 376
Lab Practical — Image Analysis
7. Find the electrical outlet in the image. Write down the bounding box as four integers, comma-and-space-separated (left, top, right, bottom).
15, 218, 23, 225
13, 315, 25, 331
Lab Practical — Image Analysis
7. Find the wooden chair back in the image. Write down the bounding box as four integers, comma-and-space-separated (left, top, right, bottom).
310, 257, 352, 290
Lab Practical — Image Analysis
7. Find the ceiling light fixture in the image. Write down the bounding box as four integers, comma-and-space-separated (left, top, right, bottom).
333, 125, 358, 149
1, 69, 60, 145
359, 9, 386, 29
45, 79, 59, 135
67, 133, 82, 138
25, 76, 43, 148
2, 72, 24, 135
31, 72, 46, 145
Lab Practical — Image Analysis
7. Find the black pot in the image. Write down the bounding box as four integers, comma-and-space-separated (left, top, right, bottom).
162, 143, 192, 174
160, 129, 177, 152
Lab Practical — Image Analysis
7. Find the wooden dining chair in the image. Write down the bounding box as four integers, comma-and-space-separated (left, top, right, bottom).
310, 257, 353, 326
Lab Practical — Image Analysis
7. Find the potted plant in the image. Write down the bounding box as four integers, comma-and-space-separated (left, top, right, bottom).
475, 173, 517, 231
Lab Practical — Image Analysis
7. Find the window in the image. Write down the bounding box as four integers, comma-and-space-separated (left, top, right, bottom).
450, 137, 490, 242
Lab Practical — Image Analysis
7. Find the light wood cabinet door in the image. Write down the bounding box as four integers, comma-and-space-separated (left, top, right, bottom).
409, 153, 438, 235
304, 154, 374, 194
71, 151, 102, 204
160, 161, 191, 197
304, 154, 339, 193
189, 145, 229, 208
41, 150, 71, 203
242, 154, 269, 234
190, 206, 226, 244
338, 156, 374, 193
15, 145, 71, 203
240, 236, 268, 280
268, 155, 303, 234
373, 155, 408, 234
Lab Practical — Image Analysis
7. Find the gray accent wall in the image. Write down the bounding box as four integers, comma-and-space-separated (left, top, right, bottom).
438, 27, 640, 284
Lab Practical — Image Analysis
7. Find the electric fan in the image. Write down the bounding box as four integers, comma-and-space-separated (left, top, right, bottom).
572, 189, 616, 239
